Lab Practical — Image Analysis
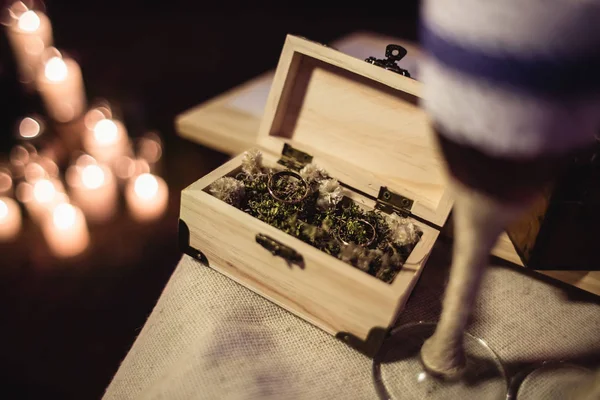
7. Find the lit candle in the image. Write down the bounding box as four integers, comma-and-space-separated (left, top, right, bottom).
42, 202, 89, 258
0, 197, 22, 241
4, 2, 53, 86
66, 156, 117, 223
18, 177, 67, 222
125, 173, 168, 222
82, 115, 130, 165
36, 47, 86, 123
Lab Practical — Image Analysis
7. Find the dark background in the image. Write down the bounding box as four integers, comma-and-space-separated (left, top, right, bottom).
0, 1, 421, 399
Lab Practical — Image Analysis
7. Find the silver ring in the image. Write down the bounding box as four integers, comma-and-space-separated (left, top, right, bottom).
267, 170, 309, 204
335, 218, 377, 247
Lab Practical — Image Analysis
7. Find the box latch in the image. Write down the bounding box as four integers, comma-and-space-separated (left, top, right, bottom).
278, 143, 313, 171
375, 187, 414, 217
365, 44, 411, 78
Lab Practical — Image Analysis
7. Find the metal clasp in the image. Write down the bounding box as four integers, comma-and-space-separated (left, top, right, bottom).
256, 233, 304, 268
365, 44, 411, 77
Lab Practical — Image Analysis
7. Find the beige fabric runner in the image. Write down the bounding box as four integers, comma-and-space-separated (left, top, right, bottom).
103, 241, 600, 399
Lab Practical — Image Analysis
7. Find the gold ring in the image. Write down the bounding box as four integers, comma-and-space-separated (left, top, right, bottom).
335, 218, 377, 247
267, 170, 309, 204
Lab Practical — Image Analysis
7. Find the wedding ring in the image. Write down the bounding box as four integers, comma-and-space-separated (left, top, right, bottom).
335, 218, 377, 247
267, 170, 309, 204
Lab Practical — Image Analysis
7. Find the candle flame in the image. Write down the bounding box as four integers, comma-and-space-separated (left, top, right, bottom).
93, 119, 118, 145
33, 179, 56, 203
81, 165, 105, 189
0, 199, 8, 220
134, 173, 158, 200
18, 10, 40, 32
19, 117, 41, 138
53, 203, 76, 230
44, 57, 68, 82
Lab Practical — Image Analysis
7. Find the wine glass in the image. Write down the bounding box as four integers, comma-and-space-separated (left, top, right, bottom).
372, 181, 521, 399
373, 322, 507, 399
507, 361, 597, 400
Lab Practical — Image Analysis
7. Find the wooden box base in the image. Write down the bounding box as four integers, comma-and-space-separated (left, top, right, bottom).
179, 151, 440, 356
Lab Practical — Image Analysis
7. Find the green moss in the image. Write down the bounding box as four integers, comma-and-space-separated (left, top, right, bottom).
218, 167, 421, 283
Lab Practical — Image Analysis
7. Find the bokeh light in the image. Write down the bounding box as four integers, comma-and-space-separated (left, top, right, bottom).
81, 164, 105, 189
52, 202, 76, 230
134, 173, 158, 200
18, 116, 41, 138
17, 9, 39, 31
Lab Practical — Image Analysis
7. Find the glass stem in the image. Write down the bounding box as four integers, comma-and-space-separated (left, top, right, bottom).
421, 182, 521, 379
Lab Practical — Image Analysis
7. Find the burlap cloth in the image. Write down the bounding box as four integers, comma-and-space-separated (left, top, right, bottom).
102, 240, 600, 399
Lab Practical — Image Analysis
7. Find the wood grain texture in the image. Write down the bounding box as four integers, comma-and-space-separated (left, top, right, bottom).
181, 151, 438, 343
506, 186, 553, 263
175, 32, 423, 156
537, 270, 600, 295
257, 35, 453, 227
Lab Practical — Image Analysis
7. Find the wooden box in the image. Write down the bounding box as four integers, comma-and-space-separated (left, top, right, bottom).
179, 35, 454, 356
176, 32, 600, 297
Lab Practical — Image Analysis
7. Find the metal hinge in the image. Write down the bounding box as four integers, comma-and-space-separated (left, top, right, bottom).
277, 143, 313, 171
375, 187, 414, 218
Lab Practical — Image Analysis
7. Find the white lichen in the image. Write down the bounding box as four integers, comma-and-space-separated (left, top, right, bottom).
316, 179, 344, 211
241, 149, 264, 176
386, 213, 420, 246
339, 243, 386, 273
208, 177, 245, 207
299, 163, 328, 184
339, 242, 365, 264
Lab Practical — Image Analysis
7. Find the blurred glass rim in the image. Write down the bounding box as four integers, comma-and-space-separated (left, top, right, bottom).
1, 0, 47, 27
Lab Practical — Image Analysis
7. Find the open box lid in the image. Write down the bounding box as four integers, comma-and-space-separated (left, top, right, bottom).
257, 35, 453, 227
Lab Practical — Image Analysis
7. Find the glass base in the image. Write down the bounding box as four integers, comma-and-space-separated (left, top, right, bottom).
373, 322, 507, 400
509, 362, 593, 400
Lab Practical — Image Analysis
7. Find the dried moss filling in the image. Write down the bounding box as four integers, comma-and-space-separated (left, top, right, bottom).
208, 157, 422, 283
